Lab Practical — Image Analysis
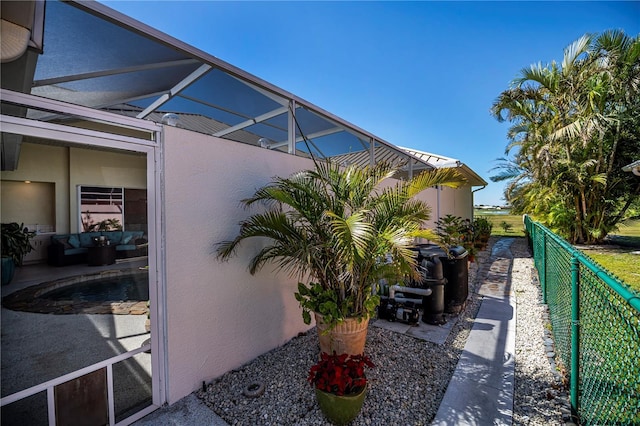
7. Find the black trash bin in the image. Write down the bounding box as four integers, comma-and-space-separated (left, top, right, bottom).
440, 245, 468, 314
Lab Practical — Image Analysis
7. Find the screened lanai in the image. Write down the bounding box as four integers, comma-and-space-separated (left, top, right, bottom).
2, 0, 439, 174
1, 2, 488, 423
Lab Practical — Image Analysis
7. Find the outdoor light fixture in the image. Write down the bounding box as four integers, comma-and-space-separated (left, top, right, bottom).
161, 113, 180, 126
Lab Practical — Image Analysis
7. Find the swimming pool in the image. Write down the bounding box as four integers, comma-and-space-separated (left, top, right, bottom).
2, 269, 149, 315
42, 274, 148, 302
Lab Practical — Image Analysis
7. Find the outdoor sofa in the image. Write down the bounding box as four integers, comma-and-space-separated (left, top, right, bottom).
47, 231, 147, 266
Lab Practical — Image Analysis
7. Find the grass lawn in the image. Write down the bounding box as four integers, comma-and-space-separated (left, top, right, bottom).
476, 212, 640, 291
583, 252, 640, 290
474, 212, 526, 237
582, 220, 640, 292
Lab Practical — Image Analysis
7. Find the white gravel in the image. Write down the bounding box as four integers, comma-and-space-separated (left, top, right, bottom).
198, 237, 571, 425
510, 240, 572, 425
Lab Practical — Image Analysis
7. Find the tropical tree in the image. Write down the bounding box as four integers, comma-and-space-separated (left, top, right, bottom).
216, 160, 465, 326
491, 30, 640, 244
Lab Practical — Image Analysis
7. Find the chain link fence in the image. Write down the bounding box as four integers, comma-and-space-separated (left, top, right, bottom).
524, 215, 640, 425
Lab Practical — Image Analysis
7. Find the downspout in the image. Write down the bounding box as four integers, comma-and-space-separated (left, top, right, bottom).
472, 185, 486, 218
436, 185, 441, 223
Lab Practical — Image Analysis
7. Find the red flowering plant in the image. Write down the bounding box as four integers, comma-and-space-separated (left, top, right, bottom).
308, 352, 375, 396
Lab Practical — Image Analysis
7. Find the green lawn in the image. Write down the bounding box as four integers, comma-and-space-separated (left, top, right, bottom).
475, 212, 640, 291
474, 212, 526, 237
583, 220, 640, 292
584, 252, 640, 290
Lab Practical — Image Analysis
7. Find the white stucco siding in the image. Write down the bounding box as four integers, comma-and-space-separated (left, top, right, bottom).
162, 127, 314, 403
161, 127, 478, 402
436, 185, 473, 222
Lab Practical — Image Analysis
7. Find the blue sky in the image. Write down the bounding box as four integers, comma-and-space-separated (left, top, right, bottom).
102, 1, 639, 205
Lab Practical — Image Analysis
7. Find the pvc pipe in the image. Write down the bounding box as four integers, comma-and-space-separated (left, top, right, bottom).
392, 296, 423, 305
389, 285, 432, 299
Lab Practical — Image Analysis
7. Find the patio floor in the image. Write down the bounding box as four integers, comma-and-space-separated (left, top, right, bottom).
1, 258, 152, 426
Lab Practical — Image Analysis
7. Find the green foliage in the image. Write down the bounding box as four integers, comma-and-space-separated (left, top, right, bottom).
1, 223, 36, 266
499, 221, 513, 233
474, 213, 525, 237
473, 216, 493, 239
82, 211, 123, 232
435, 214, 495, 257
435, 214, 467, 247
295, 282, 380, 330
491, 29, 640, 244
217, 161, 465, 326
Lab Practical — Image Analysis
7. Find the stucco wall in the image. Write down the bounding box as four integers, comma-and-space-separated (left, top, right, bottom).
434, 184, 473, 223
162, 127, 316, 403
161, 127, 478, 402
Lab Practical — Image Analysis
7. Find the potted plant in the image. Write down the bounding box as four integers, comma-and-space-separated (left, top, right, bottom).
473, 216, 492, 246
1, 223, 36, 285
216, 160, 465, 355
308, 351, 374, 425
434, 214, 465, 248
435, 214, 481, 261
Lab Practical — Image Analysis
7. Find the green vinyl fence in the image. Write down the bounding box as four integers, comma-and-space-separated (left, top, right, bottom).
524, 215, 640, 425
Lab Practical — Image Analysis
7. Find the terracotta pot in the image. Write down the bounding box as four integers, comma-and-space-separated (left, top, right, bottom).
315, 313, 369, 356
315, 386, 366, 425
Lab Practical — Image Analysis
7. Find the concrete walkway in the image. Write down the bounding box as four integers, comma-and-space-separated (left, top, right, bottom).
130, 394, 228, 426
133, 239, 517, 426
432, 238, 516, 425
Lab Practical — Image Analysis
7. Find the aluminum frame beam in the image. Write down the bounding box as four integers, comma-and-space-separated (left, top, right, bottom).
137, 63, 212, 119
33, 58, 200, 87
212, 106, 288, 137
270, 126, 344, 149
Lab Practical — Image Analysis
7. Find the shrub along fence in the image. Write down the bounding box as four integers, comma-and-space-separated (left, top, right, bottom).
524, 215, 640, 425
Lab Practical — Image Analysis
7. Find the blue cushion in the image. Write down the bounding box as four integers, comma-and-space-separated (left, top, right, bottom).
115, 244, 137, 251
122, 233, 133, 245
68, 234, 80, 248
79, 232, 101, 247
104, 231, 123, 245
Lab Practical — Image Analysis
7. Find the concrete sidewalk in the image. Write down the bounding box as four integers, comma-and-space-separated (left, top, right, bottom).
130, 394, 228, 426
432, 238, 516, 425
133, 239, 517, 426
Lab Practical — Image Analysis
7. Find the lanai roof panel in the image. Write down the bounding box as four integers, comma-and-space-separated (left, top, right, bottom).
2, 0, 486, 177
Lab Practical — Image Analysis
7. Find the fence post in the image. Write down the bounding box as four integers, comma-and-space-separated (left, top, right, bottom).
570, 255, 580, 416
541, 230, 547, 303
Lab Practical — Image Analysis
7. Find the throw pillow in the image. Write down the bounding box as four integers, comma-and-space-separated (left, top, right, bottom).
122, 234, 133, 245
107, 231, 123, 245
68, 235, 80, 248
57, 237, 73, 249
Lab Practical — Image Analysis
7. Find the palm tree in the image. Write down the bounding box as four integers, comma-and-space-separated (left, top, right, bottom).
491, 30, 640, 244
216, 160, 465, 327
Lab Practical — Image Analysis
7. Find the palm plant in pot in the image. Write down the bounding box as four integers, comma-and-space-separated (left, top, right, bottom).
1, 223, 36, 285
308, 351, 374, 425
216, 160, 465, 355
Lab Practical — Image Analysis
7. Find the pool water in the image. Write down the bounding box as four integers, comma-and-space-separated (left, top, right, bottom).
43, 274, 149, 302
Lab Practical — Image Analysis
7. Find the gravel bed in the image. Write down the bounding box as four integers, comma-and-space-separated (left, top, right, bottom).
198, 237, 570, 425
510, 241, 572, 425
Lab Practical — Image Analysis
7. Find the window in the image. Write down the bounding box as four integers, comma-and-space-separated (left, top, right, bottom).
79, 186, 124, 232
